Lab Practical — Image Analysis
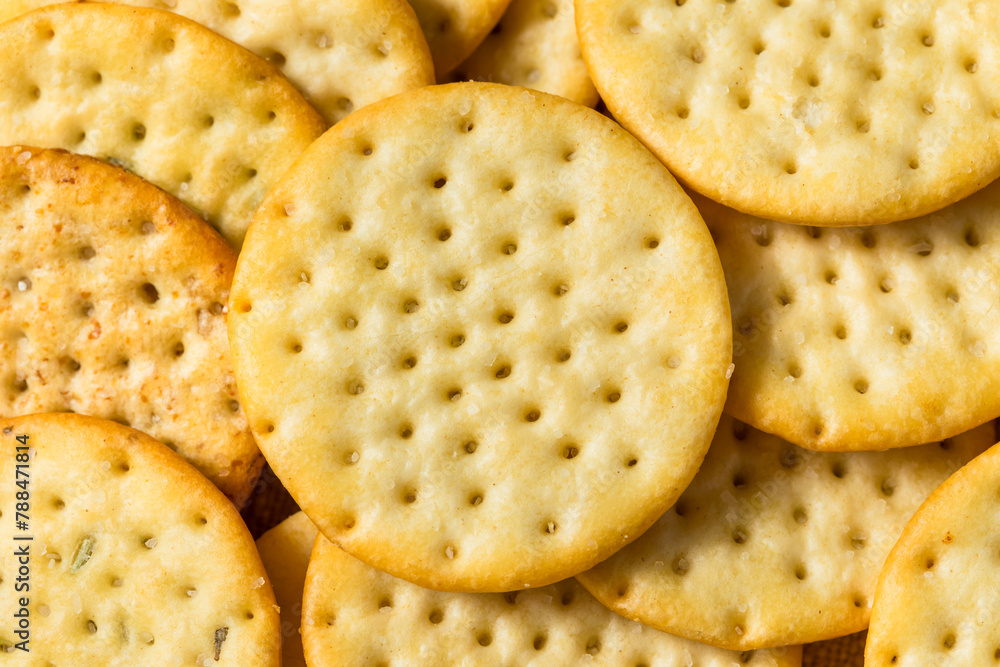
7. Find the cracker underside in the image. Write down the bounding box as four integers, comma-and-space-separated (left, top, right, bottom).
577, 415, 995, 650
230, 82, 731, 592
0, 2, 326, 249
302, 535, 801, 666
449, 0, 597, 106
701, 178, 1000, 451
0, 146, 261, 506
576, 0, 1000, 224
866, 442, 1000, 666
0, 0, 434, 125
0, 414, 280, 665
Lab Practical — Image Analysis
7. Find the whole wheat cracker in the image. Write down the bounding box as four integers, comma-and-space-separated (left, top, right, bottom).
229, 82, 732, 592
0, 146, 261, 507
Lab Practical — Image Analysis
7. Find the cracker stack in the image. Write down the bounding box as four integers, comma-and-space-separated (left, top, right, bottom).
3, 1, 1000, 665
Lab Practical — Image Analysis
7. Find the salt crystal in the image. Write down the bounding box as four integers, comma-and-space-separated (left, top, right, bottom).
445, 546, 455, 559
73, 594, 83, 614
16, 151, 31, 165
738, 603, 747, 613
186, 589, 197, 597
283, 203, 296, 216
972, 341, 986, 358
316, 33, 331, 48
378, 41, 392, 55
459, 98, 472, 115
251, 576, 265, 589
726, 363, 735, 379
101, 461, 111, 472
17, 279, 30, 292
144, 537, 158, 548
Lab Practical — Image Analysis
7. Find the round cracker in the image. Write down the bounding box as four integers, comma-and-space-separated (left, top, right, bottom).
409, 0, 511, 77
576, 415, 995, 650
230, 82, 732, 592
0, 2, 326, 249
301, 533, 801, 666
866, 442, 1000, 665
700, 179, 1000, 451
1, 0, 435, 126
448, 0, 598, 106
575, 0, 1000, 225
256, 512, 318, 667
0, 413, 280, 664
0, 146, 260, 507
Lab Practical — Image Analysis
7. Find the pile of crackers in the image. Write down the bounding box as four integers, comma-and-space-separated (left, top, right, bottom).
1, 1, 999, 665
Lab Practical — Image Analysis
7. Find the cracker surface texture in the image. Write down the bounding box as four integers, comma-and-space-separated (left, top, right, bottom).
0, 2, 326, 249
0, 413, 280, 665
866, 441, 1000, 666
1, 0, 434, 126
449, 0, 598, 106
302, 534, 801, 666
408, 0, 511, 76
256, 511, 319, 667
575, 0, 1000, 225
230, 82, 732, 592
577, 415, 995, 650
702, 181, 1000, 451
0, 146, 261, 507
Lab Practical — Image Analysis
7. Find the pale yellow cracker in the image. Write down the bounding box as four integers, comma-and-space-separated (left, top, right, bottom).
448, 0, 598, 106
0, 146, 260, 507
302, 534, 802, 666
0, 2, 326, 249
1, 0, 434, 126
0, 413, 280, 664
256, 512, 318, 667
230, 82, 732, 592
701, 180, 1000, 451
866, 442, 1000, 665
409, 0, 511, 77
577, 415, 996, 651
576, 0, 1000, 225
